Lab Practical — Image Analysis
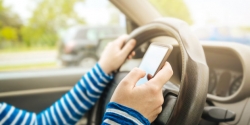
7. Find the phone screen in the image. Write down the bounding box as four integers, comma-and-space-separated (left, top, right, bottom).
136, 44, 169, 85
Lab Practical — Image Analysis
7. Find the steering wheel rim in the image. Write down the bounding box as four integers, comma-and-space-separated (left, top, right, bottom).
90, 17, 209, 125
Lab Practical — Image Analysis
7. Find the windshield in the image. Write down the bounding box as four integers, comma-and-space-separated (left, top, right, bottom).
149, 0, 250, 46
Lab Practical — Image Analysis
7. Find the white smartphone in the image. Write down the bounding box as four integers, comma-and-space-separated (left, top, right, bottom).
136, 43, 173, 86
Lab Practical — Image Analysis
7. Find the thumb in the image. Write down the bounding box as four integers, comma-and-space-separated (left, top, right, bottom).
120, 39, 136, 58
119, 68, 146, 89
150, 62, 173, 89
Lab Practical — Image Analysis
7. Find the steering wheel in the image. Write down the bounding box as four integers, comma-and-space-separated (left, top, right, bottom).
88, 18, 209, 125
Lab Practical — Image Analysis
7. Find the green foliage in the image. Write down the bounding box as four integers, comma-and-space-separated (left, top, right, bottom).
0, 0, 21, 44
29, 0, 85, 30
0, 26, 18, 41
20, 26, 57, 47
240, 27, 250, 32
0, 0, 22, 28
0, 0, 86, 48
21, 0, 85, 47
149, 0, 192, 24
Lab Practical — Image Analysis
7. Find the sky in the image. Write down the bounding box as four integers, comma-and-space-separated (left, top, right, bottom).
184, 0, 250, 27
3, 0, 250, 27
3, 0, 37, 21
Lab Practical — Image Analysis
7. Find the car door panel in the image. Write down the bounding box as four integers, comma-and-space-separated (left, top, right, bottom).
0, 68, 86, 112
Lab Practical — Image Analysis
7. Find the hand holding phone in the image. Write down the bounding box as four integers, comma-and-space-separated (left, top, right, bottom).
136, 43, 173, 85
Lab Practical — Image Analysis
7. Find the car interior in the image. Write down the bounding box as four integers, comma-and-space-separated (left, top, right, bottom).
1, 0, 250, 125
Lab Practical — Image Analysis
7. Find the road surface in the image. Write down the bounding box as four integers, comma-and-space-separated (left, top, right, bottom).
0, 50, 57, 66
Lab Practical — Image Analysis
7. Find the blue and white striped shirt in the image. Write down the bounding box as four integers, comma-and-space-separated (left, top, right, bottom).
102, 102, 150, 125
0, 63, 150, 125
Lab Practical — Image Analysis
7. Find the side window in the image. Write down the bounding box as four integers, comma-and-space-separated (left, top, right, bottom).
0, 0, 126, 72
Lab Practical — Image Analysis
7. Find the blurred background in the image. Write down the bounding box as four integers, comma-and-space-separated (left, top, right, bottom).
0, 0, 249, 72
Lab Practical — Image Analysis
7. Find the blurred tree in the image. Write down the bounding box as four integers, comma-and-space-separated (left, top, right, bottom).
0, 0, 21, 42
0, 0, 22, 28
149, 0, 193, 24
240, 27, 250, 32
0, 26, 18, 41
22, 0, 85, 47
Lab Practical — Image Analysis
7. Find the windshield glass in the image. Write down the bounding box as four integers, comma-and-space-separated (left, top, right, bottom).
149, 0, 250, 46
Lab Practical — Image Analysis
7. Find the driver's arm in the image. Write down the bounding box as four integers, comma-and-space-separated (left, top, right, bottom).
0, 35, 135, 125
0, 63, 114, 125
102, 62, 173, 124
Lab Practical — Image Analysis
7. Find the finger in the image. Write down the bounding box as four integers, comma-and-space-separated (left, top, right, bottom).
131, 51, 136, 56
149, 115, 158, 123
147, 74, 153, 80
120, 67, 146, 89
127, 55, 132, 59
121, 39, 136, 57
114, 34, 128, 48
151, 106, 162, 118
150, 62, 173, 88
127, 51, 136, 59
157, 106, 163, 114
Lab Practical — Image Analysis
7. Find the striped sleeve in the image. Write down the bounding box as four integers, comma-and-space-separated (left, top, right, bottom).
0, 63, 113, 125
0, 103, 36, 125
102, 102, 150, 125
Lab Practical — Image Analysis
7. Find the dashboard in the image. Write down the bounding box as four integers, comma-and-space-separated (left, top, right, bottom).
204, 46, 244, 97
201, 42, 250, 125
121, 40, 250, 124
166, 42, 248, 101
208, 68, 243, 97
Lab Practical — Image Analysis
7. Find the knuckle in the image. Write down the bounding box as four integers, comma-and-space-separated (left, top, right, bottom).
117, 34, 128, 41
129, 40, 136, 46
168, 67, 173, 75
158, 96, 164, 105
165, 62, 173, 75
158, 106, 163, 113
132, 67, 145, 74
132, 67, 139, 73
151, 116, 157, 122
121, 79, 129, 85
150, 85, 159, 94
128, 42, 134, 48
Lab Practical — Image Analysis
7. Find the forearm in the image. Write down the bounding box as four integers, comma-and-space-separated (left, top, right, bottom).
0, 63, 113, 125
36, 63, 113, 125
0, 103, 37, 125
102, 102, 150, 125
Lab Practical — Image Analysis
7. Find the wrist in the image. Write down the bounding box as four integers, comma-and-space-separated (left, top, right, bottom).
98, 61, 112, 74
103, 102, 150, 125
